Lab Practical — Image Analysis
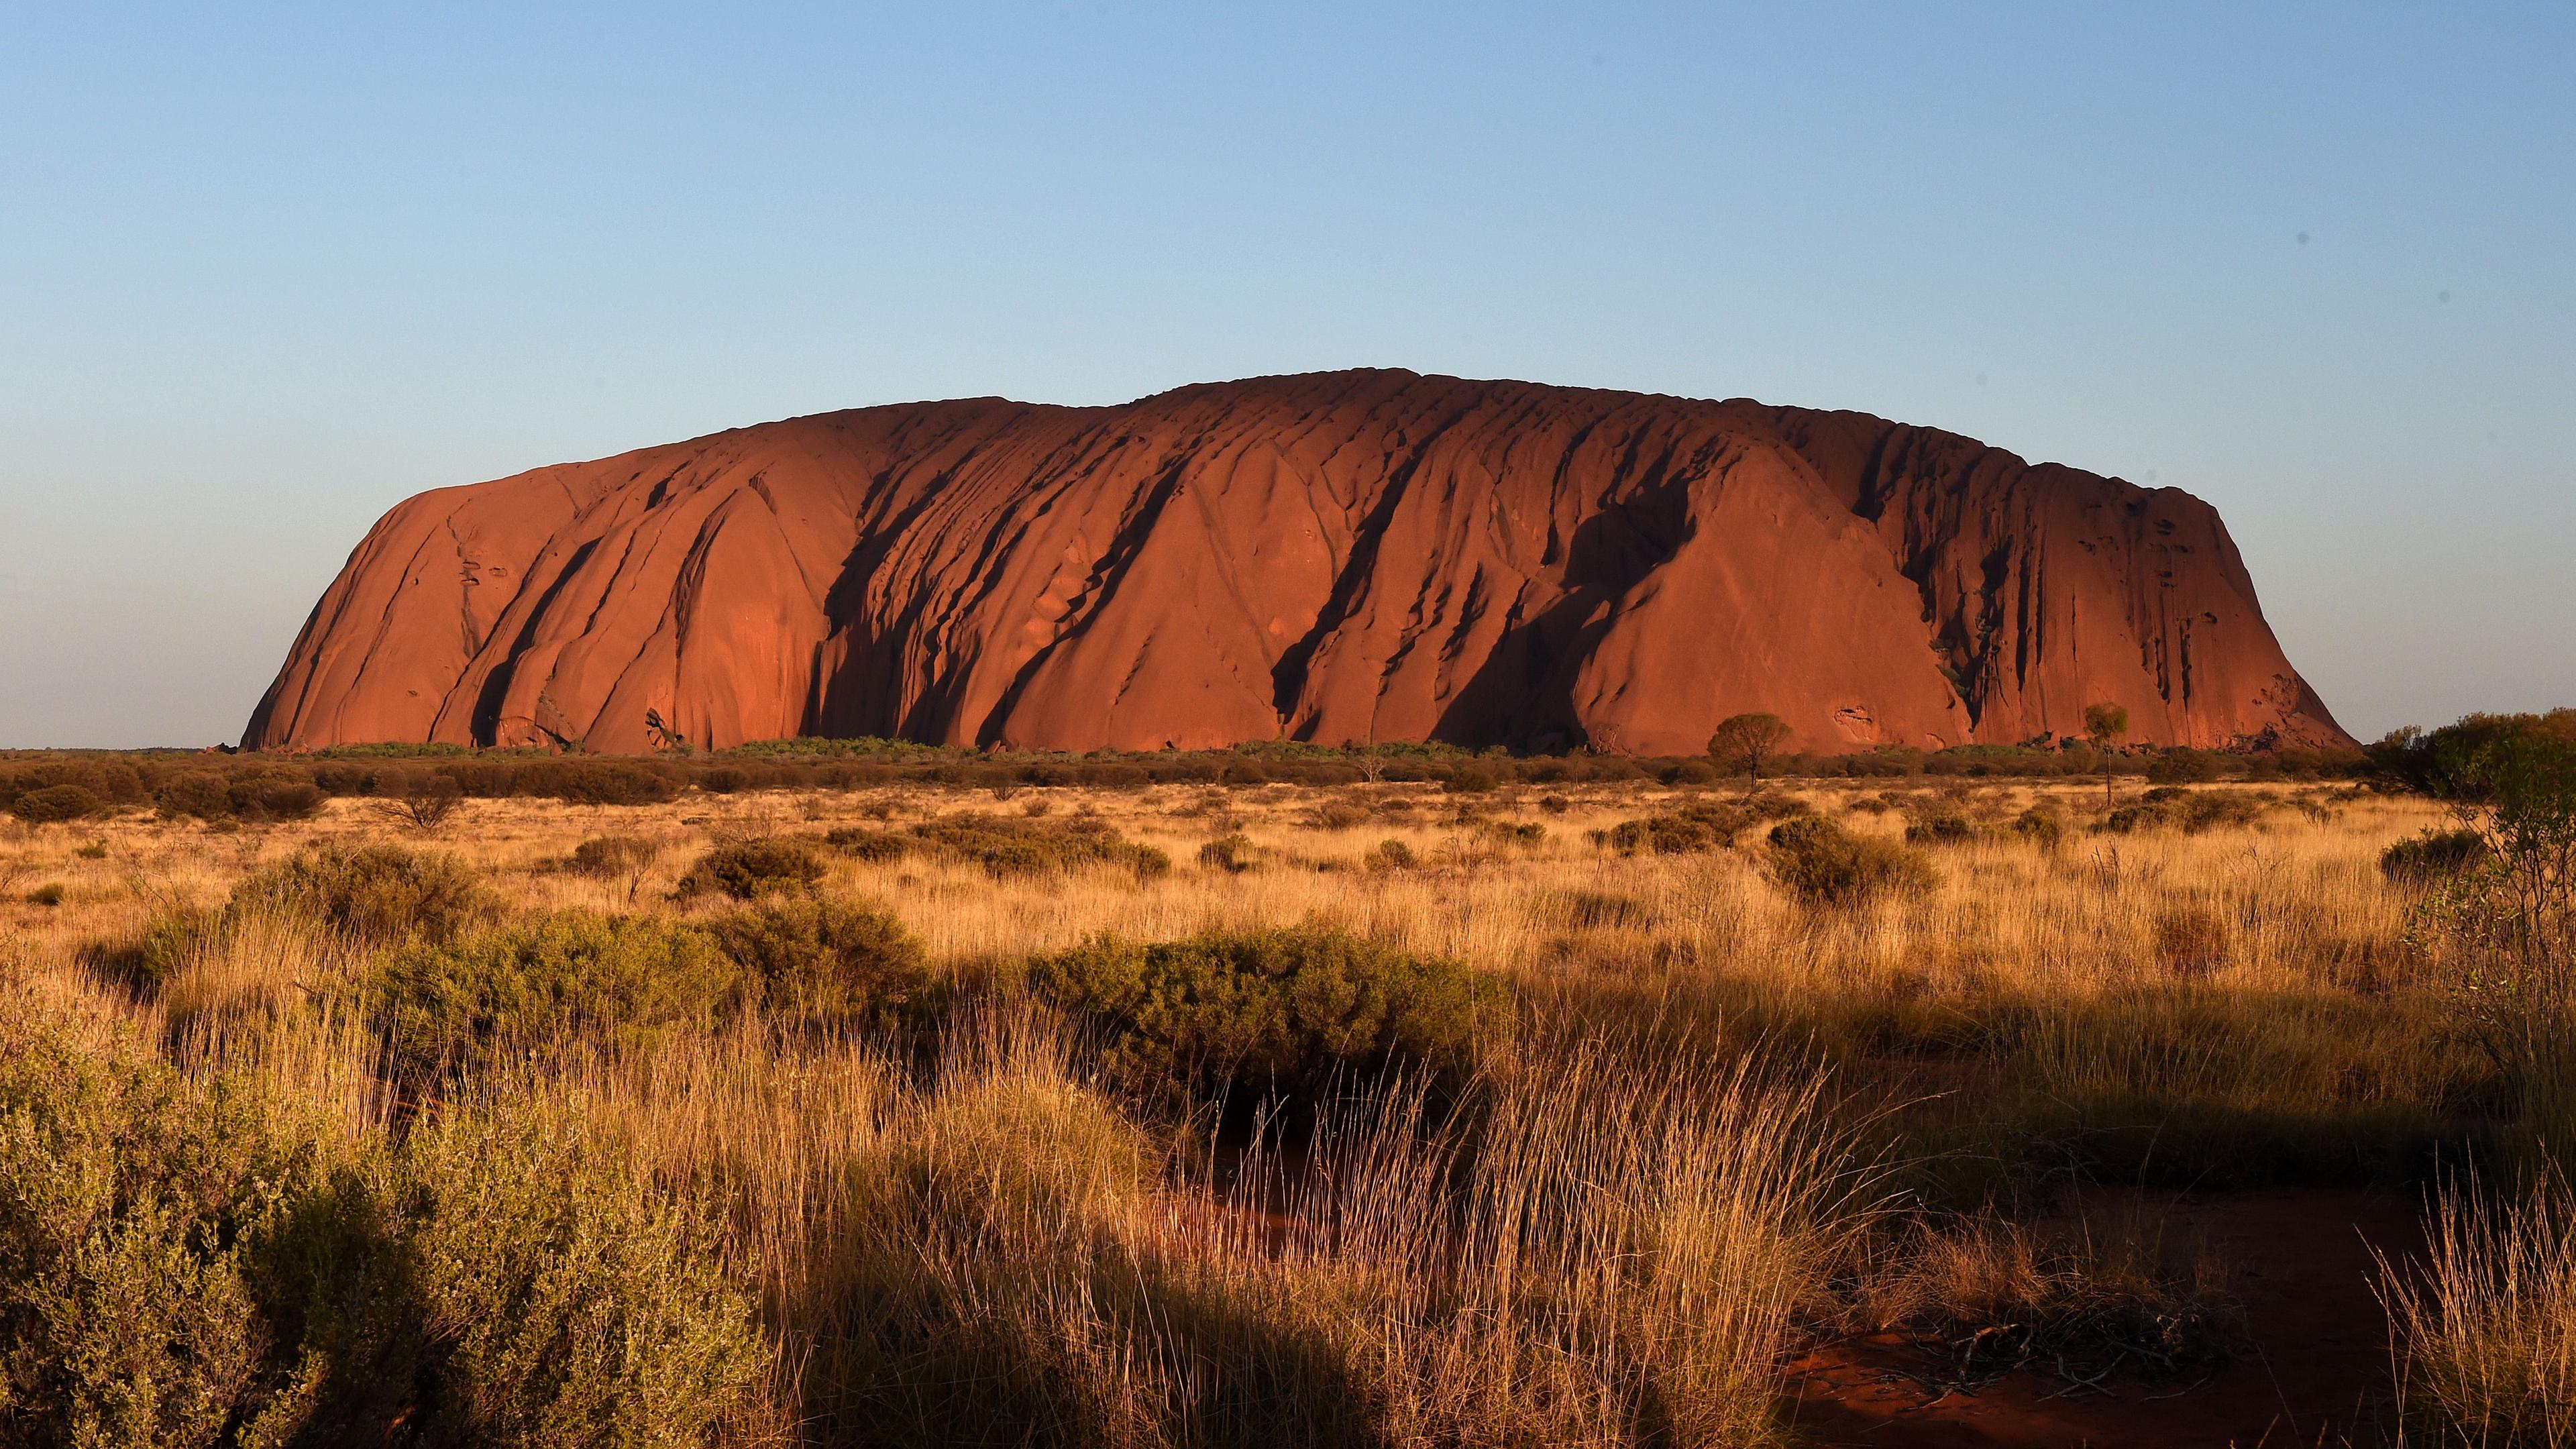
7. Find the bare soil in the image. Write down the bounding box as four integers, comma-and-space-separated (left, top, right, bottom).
1784, 1189, 2423, 1448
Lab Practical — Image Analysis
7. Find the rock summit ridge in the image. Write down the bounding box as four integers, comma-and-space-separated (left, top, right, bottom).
245, 370, 2350, 755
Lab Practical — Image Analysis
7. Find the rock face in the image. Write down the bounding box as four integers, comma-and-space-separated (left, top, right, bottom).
245, 370, 2350, 756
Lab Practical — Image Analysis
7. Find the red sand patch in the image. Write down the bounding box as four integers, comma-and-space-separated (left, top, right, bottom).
1784, 1190, 2423, 1448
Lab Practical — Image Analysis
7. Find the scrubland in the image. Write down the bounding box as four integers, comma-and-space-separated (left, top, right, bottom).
2, 761, 2569, 1446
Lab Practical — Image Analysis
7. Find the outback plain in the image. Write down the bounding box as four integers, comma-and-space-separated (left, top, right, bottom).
4, 728, 2570, 1448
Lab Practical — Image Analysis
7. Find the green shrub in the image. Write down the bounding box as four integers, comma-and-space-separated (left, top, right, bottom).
567, 834, 661, 879
231, 843, 497, 947
0, 1006, 767, 1447
2102, 788, 2272, 837
709, 897, 933, 1032
394, 1106, 766, 1447
2174, 792, 2272, 835
229, 775, 327, 822
0, 1010, 333, 1447
2146, 749, 2227, 784
2102, 802, 2165, 834
2379, 827, 2490, 882
902, 814, 1169, 879
1591, 794, 1805, 857
1904, 810, 1978, 845
1198, 833, 1257, 873
822, 826, 909, 863
1597, 812, 1726, 855
376, 770, 465, 830
10, 784, 101, 824
25, 881, 66, 908
1766, 816, 1941, 906
1443, 766, 1498, 794
517, 761, 682, 806
2011, 806, 2066, 849
1364, 839, 1418, 871
83, 908, 222, 996
1028, 926, 1494, 1104
1305, 800, 1374, 830
374, 912, 746, 1087
675, 837, 827, 901
1659, 759, 1719, 787
154, 771, 235, 821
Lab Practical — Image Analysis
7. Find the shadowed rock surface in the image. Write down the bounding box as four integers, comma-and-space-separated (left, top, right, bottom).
245, 370, 2349, 755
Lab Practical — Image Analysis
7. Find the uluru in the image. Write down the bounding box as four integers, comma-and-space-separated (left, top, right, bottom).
244, 370, 2350, 756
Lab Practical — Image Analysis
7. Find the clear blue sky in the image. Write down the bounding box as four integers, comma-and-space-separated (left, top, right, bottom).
3, 3, 2568, 747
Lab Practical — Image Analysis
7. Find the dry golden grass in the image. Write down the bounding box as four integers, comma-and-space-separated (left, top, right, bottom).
2381, 1173, 2576, 1446
0, 773, 2525, 1445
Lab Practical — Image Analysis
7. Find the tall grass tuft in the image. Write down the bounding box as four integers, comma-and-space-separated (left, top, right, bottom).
2381, 1174, 2576, 1447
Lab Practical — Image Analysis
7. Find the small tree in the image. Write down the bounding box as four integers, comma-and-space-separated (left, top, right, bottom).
2083, 702, 2130, 808
1709, 713, 1793, 797
374, 769, 464, 832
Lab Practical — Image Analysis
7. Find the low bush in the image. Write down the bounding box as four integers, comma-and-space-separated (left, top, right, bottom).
1659, 759, 1719, 787
1028, 926, 1495, 1105
2011, 806, 2066, 849
709, 897, 934, 1032
394, 1104, 767, 1446
2102, 787, 2273, 836
1594, 793, 1810, 857
25, 881, 66, 907
1443, 767, 1498, 794
374, 911, 747, 1087
2102, 802, 2163, 834
1305, 800, 1373, 830
676, 837, 828, 901
567, 833, 662, 879
2379, 826, 2491, 883
1364, 839, 1418, 871
0, 1009, 337, 1446
1197, 833, 1257, 873
229, 773, 327, 822
514, 760, 682, 806
822, 826, 909, 863
2175, 793, 2270, 834
904, 814, 1170, 879
231, 843, 497, 947
1597, 811, 1727, 856
0, 1007, 769, 1447
2146, 749, 2228, 785
9, 784, 101, 824
154, 770, 235, 821
1766, 816, 1940, 906
83, 907, 223, 996
374, 770, 465, 830
1903, 809, 1978, 845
